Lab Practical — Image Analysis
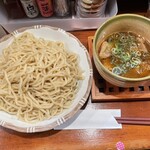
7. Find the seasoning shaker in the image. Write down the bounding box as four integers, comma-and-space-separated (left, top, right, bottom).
53, 0, 70, 17
36, 0, 53, 17
20, 0, 39, 18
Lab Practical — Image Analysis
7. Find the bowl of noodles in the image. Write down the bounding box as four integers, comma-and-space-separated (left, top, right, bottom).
0, 25, 92, 133
93, 14, 150, 87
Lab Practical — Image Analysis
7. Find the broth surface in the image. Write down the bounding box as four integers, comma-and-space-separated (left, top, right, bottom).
99, 32, 150, 78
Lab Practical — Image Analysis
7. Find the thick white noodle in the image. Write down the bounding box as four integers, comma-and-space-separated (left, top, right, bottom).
0, 32, 83, 123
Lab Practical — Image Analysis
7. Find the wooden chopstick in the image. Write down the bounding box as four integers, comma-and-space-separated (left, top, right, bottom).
115, 117, 150, 125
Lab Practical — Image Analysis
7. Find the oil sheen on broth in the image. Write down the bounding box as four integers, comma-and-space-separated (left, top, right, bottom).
98, 32, 150, 78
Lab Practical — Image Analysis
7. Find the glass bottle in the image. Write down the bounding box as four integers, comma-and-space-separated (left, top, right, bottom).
36, 0, 53, 17
20, 0, 39, 18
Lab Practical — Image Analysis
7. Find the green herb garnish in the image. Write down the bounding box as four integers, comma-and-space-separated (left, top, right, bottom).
109, 32, 142, 76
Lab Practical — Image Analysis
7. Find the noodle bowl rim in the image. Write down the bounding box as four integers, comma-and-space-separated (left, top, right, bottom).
0, 25, 93, 133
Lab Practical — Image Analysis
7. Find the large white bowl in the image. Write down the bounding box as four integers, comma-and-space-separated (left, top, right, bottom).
0, 25, 93, 133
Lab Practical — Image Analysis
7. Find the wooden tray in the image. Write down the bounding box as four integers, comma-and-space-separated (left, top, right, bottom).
88, 36, 150, 102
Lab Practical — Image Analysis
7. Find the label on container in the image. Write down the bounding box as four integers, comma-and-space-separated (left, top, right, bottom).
20, 0, 39, 18
37, 0, 53, 17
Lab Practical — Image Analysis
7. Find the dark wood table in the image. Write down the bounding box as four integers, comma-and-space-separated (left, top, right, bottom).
0, 27, 150, 150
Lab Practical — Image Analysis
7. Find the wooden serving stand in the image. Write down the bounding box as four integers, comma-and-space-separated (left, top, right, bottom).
88, 36, 150, 102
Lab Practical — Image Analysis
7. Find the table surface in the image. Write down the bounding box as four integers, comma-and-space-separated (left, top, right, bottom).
1, 15, 150, 150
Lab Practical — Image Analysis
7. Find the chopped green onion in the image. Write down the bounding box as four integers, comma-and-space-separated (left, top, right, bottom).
112, 67, 122, 75
126, 62, 130, 67
132, 57, 141, 64
136, 51, 141, 56
120, 36, 128, 42
112, 48, 121, 55
130, 63, 136, 68
121, 52, 131, 62
107, 32, 145, 76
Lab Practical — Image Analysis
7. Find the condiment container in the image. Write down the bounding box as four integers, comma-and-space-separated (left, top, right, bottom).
20, 0, 39, 18
76, 0, 107, 18
36, 0, 53, 17
53, 0, 70, 17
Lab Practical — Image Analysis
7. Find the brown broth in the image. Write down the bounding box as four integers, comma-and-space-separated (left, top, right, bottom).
99, 32, 150, 78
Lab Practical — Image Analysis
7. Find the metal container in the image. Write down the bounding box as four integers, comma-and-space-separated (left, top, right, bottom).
53, 0, 70, 17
